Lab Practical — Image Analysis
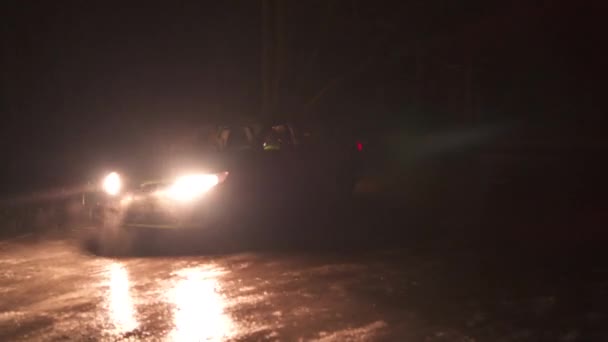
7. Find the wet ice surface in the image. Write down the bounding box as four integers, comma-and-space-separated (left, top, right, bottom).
0, 236, 606, 341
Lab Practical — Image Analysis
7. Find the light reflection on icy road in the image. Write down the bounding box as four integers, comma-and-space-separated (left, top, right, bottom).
105, 262, 238, 341
0, 238, 412, 341
106, 263, 139, 335
0, 236, 518, 341
167, 266, 234, 341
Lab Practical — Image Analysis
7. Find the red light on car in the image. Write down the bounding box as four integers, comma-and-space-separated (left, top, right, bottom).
356, 141, 363, 151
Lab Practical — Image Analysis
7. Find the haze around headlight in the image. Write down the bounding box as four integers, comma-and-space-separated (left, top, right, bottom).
166, 174, 219, 202
102, 172, 122, 196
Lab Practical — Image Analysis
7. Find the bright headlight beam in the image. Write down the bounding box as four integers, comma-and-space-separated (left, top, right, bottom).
102, 172, 122, 196
167, 174, 219, 202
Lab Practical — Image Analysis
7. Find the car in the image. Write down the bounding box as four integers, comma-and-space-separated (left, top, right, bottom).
93, 121, 366, 244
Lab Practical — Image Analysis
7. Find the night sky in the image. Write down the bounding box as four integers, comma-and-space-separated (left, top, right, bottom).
1, 1, 604, 194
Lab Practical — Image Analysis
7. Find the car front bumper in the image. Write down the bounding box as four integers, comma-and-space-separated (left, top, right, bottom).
120, 187, 232, 230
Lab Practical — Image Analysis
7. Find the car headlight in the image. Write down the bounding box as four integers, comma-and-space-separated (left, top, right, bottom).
166, 172, 228, 202
102, 172, 122, 196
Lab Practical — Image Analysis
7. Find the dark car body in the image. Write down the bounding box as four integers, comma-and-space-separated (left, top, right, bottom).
105, 121, 363, 233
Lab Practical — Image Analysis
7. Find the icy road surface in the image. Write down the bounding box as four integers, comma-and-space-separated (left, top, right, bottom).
0, 234, 605, 341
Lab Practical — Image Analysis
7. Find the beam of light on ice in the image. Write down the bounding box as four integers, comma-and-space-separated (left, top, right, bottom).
105, 263, 139, 334
166, 266, 235, 341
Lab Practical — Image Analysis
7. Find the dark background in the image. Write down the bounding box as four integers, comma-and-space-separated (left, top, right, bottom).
1, 0, 605, 195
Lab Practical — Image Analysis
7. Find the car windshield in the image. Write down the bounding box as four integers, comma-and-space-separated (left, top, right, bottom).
230, 130, 249, 149
262, 125, 292, 150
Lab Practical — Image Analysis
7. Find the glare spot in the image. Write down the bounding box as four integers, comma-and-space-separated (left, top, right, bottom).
167, 174, 219, 202
106, 263, 138, 334
102, 172, 122, 196
167, 266, 235, 341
